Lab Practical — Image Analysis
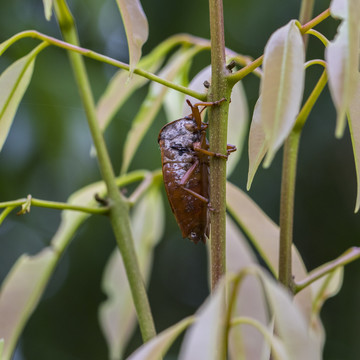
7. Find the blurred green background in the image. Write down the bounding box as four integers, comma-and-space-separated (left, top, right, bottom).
0, 0, 359, 359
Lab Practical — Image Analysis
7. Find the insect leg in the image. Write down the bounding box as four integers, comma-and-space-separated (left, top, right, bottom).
227, 144, 237, 155
179, 160, 199, 186
182, 187, 209, 204
179, 160, 211, 205
193, 143, 229, 159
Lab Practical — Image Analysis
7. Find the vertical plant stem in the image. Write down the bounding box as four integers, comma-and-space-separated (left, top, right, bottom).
278, 131, 300, 289
208, 0, 230, 292
53, 0, 156, 342
278, 0, 314, 290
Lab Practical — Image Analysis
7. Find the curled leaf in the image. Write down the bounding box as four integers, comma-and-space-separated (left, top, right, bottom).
115, 0, 148, 75
260, 20, 305, 167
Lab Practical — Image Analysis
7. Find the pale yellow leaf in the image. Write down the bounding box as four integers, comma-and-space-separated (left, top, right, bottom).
348, 73, 360, 212
126, 317, 193, 360
247, 97, 268, 189
260, 20, 305, 167
0, 249, 57, 360
0, 52, 35, 152
179, 279, 226, 360
226, 217, 269, 360
326, 0, 360, 137
42, 0, 53, 20
115, 0, 148, 74
226, 182, 313, 321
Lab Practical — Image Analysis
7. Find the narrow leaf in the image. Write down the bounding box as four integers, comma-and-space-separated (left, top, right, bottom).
326, 0, 360, 137
121, 48, 196, 174
99, 184, 164, 359
247, 97, 268, 189
179, 279, 226, 360
115, 0, 148, 74
0, 248, 57, 360
0, 50, 37, 152
42, 0, 54, 20
347, 73, 360, 211
260, 20, 305, 167
126, 317, 193, 360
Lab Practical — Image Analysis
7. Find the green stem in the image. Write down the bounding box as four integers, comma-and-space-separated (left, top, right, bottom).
1, 30, 206, 101
278, 131, 300, 290
0, 197, 108, 214
208, 0, 230, 292
53, 0, 156, 342
295, 247, 360, 293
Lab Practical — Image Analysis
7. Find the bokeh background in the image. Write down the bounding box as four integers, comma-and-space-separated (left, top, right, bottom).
0, 0, 359, 359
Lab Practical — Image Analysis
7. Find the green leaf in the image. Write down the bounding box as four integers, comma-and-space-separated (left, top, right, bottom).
0, 49, 37, 152
179, 279, 226, 360
260, 20, 305, 167
120, 48, 197, 174
99, 184, 164, 359
326, 0, 360, 137
347, 73, 360, 211
126, 317, 193, 360
247, 97, 268, 189
0, 248, 57, 360
115, 0, 148, 75
42, 0, 53, 20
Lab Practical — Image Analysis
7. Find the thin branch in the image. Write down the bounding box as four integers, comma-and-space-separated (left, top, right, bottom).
0, 197, 109, 215
295, 247, 360, 293
1, 30, 206, 101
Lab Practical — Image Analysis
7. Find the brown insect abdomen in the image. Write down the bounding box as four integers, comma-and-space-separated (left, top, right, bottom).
161, 160, 209, 244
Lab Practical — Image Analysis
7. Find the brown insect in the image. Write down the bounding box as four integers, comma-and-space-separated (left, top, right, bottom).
158, 99, 236, 244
